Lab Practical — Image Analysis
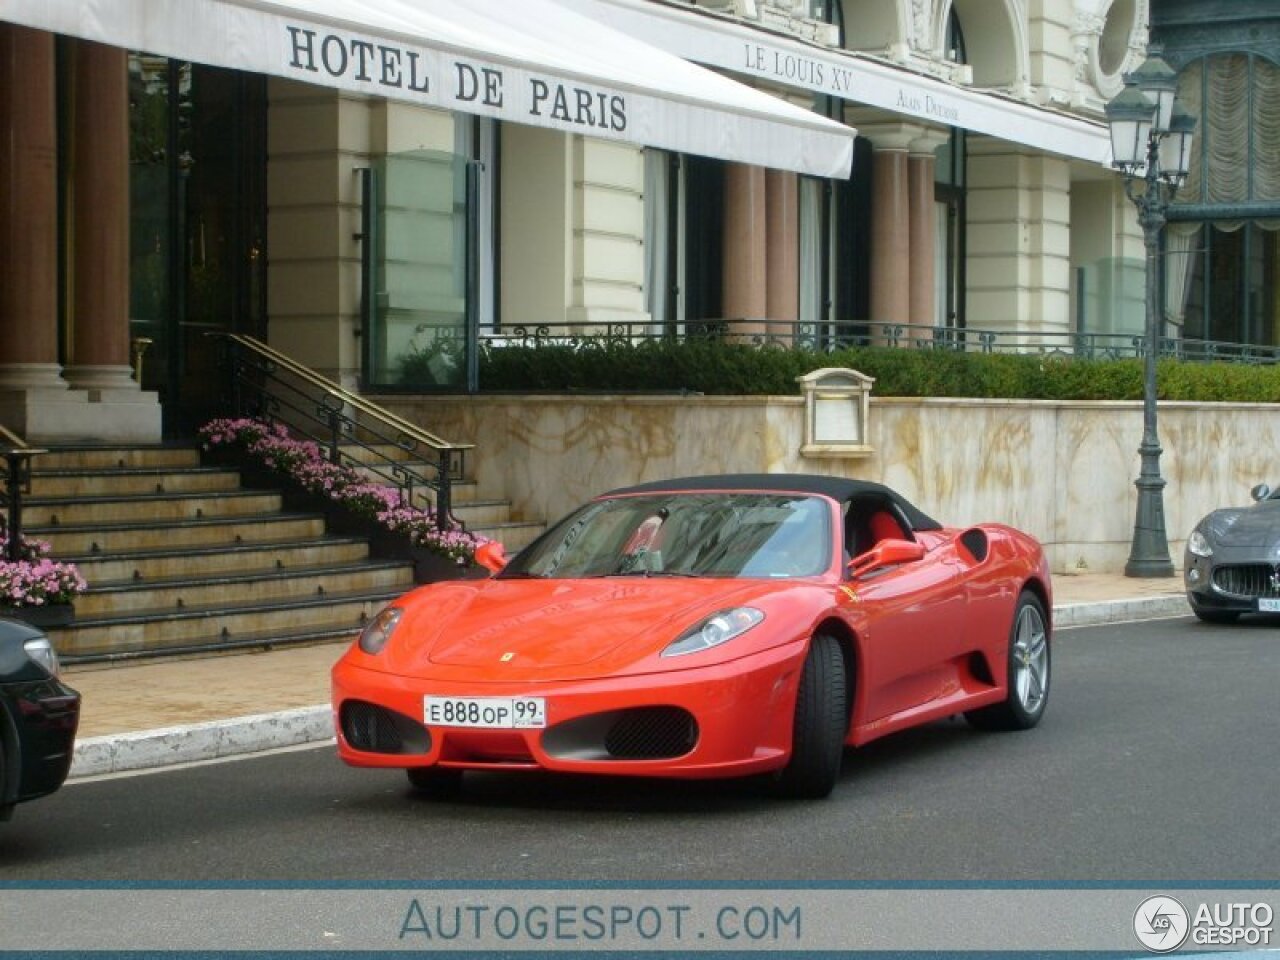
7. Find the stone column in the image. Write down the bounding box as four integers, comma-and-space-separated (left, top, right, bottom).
907, 132, 949, 329
0, 24, 65, 393
63, 40, 137, 393
867, 139, 911, 337
722, 162, 767, 337
848, 114, 949, 344
765, 168, 798, 343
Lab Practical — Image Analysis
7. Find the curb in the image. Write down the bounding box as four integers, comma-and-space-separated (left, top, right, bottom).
67, 596, 1190, 780
1053, 594, 1188, 628
71, 705, 331, 779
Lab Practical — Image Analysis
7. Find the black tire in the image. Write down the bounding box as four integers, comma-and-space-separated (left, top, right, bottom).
1190, 603, 1239, 624
966, 590, 1051, 731
770, 633, 848, 799
0, 737, 10, 822
406, 766, 463, 796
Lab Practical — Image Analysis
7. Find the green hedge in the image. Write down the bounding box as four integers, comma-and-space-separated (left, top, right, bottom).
477, 339, 1280, 402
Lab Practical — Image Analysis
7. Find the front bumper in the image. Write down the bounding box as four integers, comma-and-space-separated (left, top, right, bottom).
0, 677, 81, 806
332, 640, 807, 779
1184, 551, 1280, 614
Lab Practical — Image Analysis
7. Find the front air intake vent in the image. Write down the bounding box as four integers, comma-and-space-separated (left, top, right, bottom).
340, 700, 431, 755
604, 707, 698, 760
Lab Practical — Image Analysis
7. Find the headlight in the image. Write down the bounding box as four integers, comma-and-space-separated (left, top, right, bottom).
359, 606, 403, 655
23, 636, 60, 677
662, 607, 764, 658
1187, 529, 1213, 557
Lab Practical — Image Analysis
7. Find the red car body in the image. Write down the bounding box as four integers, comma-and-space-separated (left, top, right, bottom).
332, 474, 1052, 798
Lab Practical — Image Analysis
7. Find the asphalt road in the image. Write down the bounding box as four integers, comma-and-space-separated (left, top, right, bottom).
3, 615, 1278, 882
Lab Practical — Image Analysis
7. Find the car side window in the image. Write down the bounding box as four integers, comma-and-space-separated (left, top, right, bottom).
844, 496, 913, 558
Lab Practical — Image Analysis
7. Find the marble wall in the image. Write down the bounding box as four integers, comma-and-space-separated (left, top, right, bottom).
378, 393, 1280, 574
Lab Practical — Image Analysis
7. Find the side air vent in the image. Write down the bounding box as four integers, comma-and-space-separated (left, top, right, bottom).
959, 528, 989, 563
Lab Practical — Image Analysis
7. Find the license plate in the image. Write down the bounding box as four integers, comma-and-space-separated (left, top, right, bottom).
424, 696, 546, 729
1258, 598, 1280, 613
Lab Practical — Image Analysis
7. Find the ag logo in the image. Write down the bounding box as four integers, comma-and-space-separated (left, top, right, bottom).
1134, 895, 1190, 953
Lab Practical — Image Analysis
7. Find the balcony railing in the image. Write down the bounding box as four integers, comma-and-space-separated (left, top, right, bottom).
478, 320, 1280, 365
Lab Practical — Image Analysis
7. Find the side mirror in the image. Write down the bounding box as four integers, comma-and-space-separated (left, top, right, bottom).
847, 538, 926, 577
474, 540, 508, 574
1250, 483, 1272, 503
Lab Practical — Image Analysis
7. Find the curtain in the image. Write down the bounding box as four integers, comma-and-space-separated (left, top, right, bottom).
643, 149, 669, 331
798, 176, 823, 337
1164, 223, 1201, 333
1178, 55, 1280, 229
1205, 54, 1250, 208
934, 202, 949, 326
1176, 60, 1203, 204
474, 118, 498, 332
1254, 57, 1280, 228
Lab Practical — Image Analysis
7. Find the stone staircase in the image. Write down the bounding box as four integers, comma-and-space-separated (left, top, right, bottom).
28, 445, 544, 662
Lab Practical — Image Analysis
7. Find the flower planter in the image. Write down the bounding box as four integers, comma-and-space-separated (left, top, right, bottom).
411, 548, 488, 584
199, 420, 492, 583
0, 603, 75, 628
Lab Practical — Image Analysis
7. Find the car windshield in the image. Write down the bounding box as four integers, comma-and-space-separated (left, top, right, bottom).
501, 493, 833, 579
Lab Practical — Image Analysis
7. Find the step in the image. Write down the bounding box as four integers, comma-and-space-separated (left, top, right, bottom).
33, 446, 202, 471
76, 560, 414, 616
350, 463, 477, 502
339, 442, 446, 466
66, 537, 371, 583
471, 519, 546, 552
30, 466, 242, 498
49, 589, 404, 656
442, 499, 512, 526
24, 490, 283, 526
31, 514, 328, 555
60, 623, 365, 664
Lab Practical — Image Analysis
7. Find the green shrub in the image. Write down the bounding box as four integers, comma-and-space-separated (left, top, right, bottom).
477, 338, 1280, 402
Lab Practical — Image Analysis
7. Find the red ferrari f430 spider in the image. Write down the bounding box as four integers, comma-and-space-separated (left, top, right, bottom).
332, 474, 1052, 799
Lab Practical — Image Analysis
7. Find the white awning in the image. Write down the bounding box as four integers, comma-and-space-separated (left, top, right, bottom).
556, 0, 1112, 166
1, 0, 854, 178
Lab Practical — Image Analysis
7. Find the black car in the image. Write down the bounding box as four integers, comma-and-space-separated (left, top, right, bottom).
1185, 483, 1280, 623
1, 618, 80, 820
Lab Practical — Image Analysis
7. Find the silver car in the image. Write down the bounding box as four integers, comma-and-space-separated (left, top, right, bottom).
1184, 484, 1280, 623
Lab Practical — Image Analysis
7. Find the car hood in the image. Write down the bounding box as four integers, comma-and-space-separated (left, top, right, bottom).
1204, 503, 1280, 548
380, 576, 788, 680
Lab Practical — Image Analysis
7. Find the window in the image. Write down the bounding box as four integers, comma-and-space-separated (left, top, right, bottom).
1168, 53, 1280, 344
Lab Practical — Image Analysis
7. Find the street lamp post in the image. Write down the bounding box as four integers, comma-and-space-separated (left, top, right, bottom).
1104, 46, 1197, 578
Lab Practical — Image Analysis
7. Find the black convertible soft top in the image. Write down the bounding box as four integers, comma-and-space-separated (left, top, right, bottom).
603, 474, 942, 531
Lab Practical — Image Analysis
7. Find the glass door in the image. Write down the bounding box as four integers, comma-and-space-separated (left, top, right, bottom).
128, 56, 266, 437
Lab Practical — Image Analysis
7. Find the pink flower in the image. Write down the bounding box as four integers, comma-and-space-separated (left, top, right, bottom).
199, 416, 486, 563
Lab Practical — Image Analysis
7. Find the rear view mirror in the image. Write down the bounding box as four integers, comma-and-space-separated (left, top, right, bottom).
474, 540, 508, 574
847, 538, 926, 577
1250, 483, 1272, 503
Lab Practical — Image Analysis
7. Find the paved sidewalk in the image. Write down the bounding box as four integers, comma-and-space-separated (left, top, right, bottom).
63, 573, 1189, 779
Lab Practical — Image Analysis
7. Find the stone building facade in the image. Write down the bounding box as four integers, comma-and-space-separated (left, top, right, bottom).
2, 0, 1229, 444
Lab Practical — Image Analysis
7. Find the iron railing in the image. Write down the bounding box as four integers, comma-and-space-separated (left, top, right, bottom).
0, 424, 47, 560
212, 333, 472, 529
478, 320, 1280, 365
